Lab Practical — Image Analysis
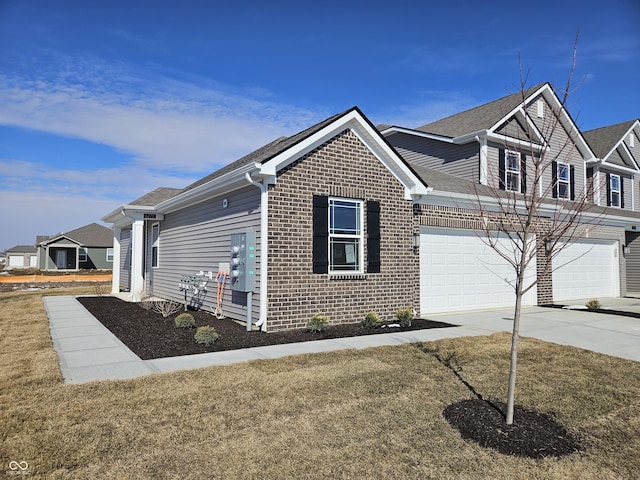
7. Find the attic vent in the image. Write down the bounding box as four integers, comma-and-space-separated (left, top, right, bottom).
536, 99, 544, 118
631, 134, 635, 148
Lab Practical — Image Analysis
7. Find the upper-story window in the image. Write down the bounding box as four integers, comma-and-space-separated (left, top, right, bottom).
505, 150, 521, 192
557, 163, 570, 199
609, 174, 621, 207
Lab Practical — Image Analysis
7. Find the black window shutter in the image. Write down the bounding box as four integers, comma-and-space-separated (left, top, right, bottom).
606, 173, 611, 206
520, 153, 527, 194
570, 165, 575, 201
498, 150, 506, 190
552, 161, 558, 198
366, 200, 381, 273
621, 177, 625, 208
312, 195, 329, 274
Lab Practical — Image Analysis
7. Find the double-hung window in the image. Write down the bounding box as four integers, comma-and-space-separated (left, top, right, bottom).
557, 163, 570, 199
505, 150, 521, 192
329, 198, 363, 273
151, 223, 160, 268
106, 248, 114, 263
79, 248, 88, 262
610, 174, 621, 207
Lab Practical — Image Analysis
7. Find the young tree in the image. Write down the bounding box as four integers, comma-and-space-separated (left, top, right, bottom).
472, 38, 603, 424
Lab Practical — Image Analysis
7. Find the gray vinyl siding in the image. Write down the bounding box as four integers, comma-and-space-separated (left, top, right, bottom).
527, 97, 585, 198
386, 132, 479, 182
80, 247, 111, 270
626, 232, 640, 292
624, 130, 640, 164
147, 185, 261, 324
495, 117, 527, 140
120, 228, 131, 291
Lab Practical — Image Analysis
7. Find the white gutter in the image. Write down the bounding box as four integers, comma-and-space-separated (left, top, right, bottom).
244, 172, 269, 332
586, 159, 639, 175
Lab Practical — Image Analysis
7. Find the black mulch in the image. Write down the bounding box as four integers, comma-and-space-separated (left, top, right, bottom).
77, 296, 456, 360
443, 398, 583, 459
544, 303, 640, 320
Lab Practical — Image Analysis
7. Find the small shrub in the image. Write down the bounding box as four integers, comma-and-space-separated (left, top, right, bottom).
152, 299, 183, 318
194, 325, 220, 345
306, 314, 329, 333
585, 298, 602, 310
395, 307, 414, 328
175, 313, 195, 329
362, 311, 382, 329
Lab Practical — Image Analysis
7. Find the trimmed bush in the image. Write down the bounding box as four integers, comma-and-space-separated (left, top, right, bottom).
585, 298, 602, 310
306, 314, 329, 333
194, 325, 220, 345
362, 311, 382, 329
175, 313, 196, 329
395, 307, 414, 328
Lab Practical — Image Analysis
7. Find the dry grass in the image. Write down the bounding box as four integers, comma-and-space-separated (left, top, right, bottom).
1, 288, 639, 479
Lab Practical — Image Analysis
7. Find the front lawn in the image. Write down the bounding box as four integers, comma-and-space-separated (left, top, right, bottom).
1, 288, 639, 479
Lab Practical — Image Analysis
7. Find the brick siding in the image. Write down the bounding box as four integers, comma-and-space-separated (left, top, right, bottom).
267, 129, 417, 331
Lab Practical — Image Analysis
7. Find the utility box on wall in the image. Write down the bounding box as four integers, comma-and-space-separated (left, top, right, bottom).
230, 231, 256, 292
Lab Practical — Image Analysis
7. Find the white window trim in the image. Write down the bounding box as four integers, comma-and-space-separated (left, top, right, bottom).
79, 248, 88, 262
328, 197, 364, 274
505, 150, 521, 193
151, 222, 160, 268
610, 174, 621, 208
557, 162, 570, 199
106, 247, 114, 263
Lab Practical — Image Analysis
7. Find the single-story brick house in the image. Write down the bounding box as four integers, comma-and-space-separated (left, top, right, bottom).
102, 86, 640, 331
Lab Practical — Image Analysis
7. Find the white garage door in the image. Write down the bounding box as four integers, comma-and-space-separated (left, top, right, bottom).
552, 239, 619, 301
420, 228, 537, 314
8, 255, 23, 267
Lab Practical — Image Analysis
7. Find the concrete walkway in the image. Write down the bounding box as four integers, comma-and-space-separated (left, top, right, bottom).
44, 295, 640, 384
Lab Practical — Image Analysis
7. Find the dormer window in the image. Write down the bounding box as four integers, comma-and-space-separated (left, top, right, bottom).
505, 150, 521, 192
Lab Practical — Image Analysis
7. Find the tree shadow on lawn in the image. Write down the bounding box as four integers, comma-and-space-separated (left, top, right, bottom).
416, 344, 584, 459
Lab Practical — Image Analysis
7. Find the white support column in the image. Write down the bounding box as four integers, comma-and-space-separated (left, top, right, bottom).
130, 219, 145, 301
479, 138, 488, 185
111, 227, 121, 294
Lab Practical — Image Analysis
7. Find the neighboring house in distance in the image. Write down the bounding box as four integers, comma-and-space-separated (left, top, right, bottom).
584, 119, 640, 293
5, 245, 38, 269
37, 223, 115, 271
102, 88, 640, 332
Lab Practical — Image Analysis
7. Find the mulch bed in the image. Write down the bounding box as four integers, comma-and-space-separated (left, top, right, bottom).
77, 296, 456, 360
443, 398, 583, 459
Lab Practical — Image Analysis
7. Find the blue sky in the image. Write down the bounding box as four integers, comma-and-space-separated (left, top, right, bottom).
1, 0, 639, 251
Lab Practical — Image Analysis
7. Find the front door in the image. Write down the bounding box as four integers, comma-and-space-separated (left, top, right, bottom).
56, 250, 67, 269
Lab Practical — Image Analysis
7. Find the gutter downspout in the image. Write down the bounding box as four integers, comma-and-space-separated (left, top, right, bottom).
245, 172, 269, 331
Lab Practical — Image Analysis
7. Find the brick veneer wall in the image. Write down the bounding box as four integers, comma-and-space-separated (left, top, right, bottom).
267, 129, 417, 331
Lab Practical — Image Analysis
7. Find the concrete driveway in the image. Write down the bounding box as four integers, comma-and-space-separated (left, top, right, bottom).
427, 297, 640, 362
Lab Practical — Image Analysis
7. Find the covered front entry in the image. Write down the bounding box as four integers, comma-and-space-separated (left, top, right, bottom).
419, 227, 537, 314
552, 239, 619, 301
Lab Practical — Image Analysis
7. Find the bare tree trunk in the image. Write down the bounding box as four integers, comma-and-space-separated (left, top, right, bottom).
506, 283, 522, 425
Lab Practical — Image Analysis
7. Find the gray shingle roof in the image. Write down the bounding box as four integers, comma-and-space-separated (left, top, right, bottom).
583, 120, 637, 159
40, 223, 113, 247
415, 84, 546, 138
129, 187, 184, 206
6, 245, 37, 253
182, 108, 352, 193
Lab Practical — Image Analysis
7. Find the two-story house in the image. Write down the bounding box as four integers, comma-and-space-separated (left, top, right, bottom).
102, 86, 639, 332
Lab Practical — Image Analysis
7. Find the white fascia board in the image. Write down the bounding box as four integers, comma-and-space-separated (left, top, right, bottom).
102, 204, 156, 224
483, 132, 546, 152
261, 110, 430, 199
381, 126, 456, 143
588, 159, 639, 175
155, 162, 260, 214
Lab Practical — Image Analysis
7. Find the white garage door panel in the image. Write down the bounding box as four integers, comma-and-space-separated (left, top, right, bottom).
8, 255, 23, 267
420, 228, 536, 314
552, 240, 618, 301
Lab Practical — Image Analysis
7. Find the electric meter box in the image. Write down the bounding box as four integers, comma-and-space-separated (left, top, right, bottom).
230, 231, 256, 292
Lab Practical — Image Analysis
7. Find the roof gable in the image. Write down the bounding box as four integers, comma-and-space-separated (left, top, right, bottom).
583, 120, 640, 169
39, 223, 113, 247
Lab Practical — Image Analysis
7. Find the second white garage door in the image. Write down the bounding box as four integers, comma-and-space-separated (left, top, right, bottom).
420, 228, 537, 314
552, 239, 619, 302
